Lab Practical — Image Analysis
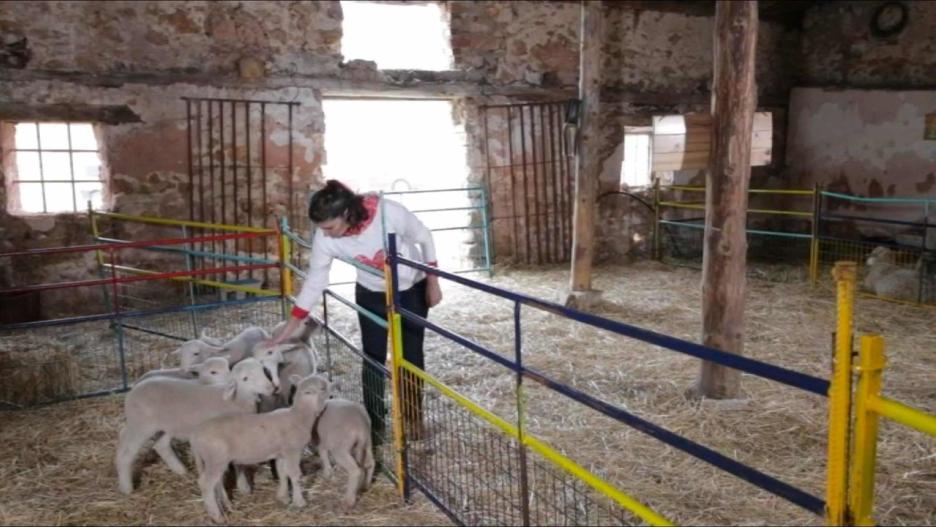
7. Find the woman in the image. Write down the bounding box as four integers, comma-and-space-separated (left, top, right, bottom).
270, 180, 442, 445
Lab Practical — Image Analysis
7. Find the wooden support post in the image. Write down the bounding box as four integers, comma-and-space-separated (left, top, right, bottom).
695, 0, 758, 399
565, 0, 603, 310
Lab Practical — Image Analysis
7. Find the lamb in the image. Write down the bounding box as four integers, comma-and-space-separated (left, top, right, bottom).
170, 338, 226, 369
174, 327, 285, 393
115, 358, 275, 494
271, 318, 320, 346
135, 356, 231, 386
863, 246, 920, 301
258, 342, 320, 412
175, 326, 271, 368
190, 374, 332, 523
313, 397, 376, 510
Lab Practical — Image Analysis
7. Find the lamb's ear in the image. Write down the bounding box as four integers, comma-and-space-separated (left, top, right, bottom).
222, 381, 237, 401
289, 374, 302, 386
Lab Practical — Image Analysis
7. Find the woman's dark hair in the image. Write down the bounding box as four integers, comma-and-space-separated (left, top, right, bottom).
308, 180, 369, 226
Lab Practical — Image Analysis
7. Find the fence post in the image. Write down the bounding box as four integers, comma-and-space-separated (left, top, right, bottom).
181, 225, 199, 337
652, 179, 661, 261
481, 186, 494, 277
810, 183, 821, 286
514, 302, 532, 526
321, 291, 333, 381
919, 202, 929, 304
385, 233, 408, 500
826, 260, 856, 525
278, 217, 292, 320
107, 246, 129, 391
848, 335, 885, 527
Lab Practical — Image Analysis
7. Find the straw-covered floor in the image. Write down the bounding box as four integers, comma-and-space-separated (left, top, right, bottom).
416, 260, 935, 526
1, 260, 933, 526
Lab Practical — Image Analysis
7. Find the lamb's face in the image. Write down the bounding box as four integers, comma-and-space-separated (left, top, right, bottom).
252, 343, 286, 392
292, 374, 330, 411
193, 357, 231, 385
173, 340, 216, 368
867, 246, 893, 266
232, 358, 276, 397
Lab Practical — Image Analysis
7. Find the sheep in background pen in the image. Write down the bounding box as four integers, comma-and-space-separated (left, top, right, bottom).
862, 246, 920, 301
190, 374, 332, 523
115, 358, 275, 494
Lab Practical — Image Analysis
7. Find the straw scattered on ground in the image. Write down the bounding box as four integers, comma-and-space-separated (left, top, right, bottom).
1, 260, 934, 526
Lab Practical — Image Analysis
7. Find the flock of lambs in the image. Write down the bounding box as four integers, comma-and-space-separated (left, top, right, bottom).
115, 319, 375, 523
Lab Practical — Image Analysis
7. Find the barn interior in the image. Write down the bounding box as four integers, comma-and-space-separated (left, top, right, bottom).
1, 1, 934, 526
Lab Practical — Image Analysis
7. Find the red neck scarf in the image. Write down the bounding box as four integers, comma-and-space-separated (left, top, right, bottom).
343, 194, 379, 237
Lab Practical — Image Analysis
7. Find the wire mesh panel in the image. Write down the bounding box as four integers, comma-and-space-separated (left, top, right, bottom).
313, 292, 396, 480
402, 372, 527, 526
655, 186, 816, 283
0, 319, 119, 409
526, 454, 635, 527
399, 369, 640, 527
817, 192, 936, 305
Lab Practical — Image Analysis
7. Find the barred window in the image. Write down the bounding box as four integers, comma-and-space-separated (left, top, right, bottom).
4, 122, 106, 214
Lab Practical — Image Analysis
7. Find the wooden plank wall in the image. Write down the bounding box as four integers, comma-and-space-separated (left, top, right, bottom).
651, 112, 772, 172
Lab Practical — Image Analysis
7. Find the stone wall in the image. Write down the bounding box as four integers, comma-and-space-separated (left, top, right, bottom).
2, 1, 818, 316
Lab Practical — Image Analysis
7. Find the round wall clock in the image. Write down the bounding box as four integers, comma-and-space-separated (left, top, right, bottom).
870, 1, 908, 38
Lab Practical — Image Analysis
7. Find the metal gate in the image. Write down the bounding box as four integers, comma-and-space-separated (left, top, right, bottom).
481, 101, 576, 265
184, 97, 300, 287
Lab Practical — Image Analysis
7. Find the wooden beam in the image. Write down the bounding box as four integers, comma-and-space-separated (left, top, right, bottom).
566, 0, 603, 308
696, 0, 759, 400
0, 102, 141, 124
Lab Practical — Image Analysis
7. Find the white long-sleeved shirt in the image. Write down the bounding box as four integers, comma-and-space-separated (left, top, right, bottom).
291, 195, 437, 317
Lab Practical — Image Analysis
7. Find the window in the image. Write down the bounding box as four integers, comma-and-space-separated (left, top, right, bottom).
620, 127, 653, 188
5, 122, 105, 214
340, 1, 452, 70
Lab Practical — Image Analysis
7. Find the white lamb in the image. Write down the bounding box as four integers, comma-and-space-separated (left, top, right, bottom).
863, 246, 920, 301
135, 356, 231, 386
271, 318, 320, 346
313, 397, 376, 510
190, 374, 332, 523
115, 358, 275, 494
174, 327, 285, 392
170, 338, 226, 369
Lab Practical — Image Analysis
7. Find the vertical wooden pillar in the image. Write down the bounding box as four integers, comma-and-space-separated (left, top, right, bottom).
697, 0, 758, 399
566, 0, 603, 308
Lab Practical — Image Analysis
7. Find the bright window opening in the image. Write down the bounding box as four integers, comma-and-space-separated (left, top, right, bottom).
5, 122, 105, 214
620, 128, 653, 188
340, 1, 452, 70
322, 98, 470, 285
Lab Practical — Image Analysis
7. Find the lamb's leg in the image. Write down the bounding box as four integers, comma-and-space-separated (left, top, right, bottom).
235, 464, 252, 495
285, 452, 306, 508
116, 425, 151, 494
275, 458, 290, 505
360, 439, 376, 492
318, 445, 333, 480
199, 462, 227, 524
153, 433, 187, 475
333, 449, 362, 510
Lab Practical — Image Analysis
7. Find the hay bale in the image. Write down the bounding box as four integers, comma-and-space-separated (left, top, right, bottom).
0, 341, 80, 408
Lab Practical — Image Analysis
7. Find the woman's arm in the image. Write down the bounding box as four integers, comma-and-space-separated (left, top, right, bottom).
270, 231, 334, 345
387, 199, 443, 307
